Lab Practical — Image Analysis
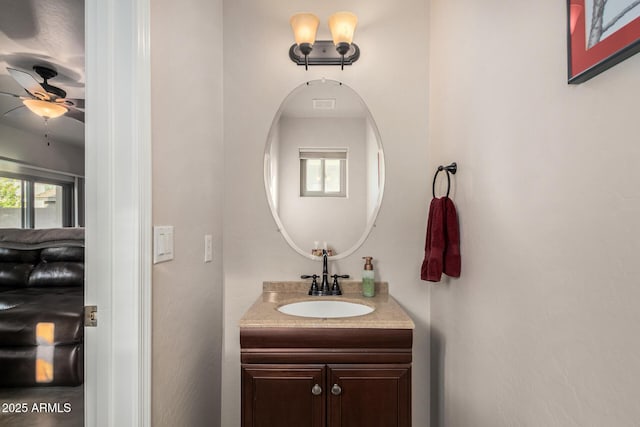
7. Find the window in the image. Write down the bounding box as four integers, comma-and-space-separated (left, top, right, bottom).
0, 175, 75, 228
0, 177, 23, 228
300, 150, 347, 197
34, 182, 67, 228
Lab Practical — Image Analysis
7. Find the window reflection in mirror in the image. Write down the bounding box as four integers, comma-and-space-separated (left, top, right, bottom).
300, 150, 347, 197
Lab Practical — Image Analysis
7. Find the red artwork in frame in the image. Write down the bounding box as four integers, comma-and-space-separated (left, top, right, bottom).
568, 0, 640, 83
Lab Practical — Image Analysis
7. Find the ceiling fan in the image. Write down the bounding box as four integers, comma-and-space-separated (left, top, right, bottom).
0, 66, 84, 123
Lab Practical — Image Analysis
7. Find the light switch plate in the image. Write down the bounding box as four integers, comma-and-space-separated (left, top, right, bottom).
153, 226, 174, 264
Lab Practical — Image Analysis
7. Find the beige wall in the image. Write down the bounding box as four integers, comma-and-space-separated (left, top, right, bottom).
429, 1, 640, 426
151, 0, 224, 425
222, 0, 430, 426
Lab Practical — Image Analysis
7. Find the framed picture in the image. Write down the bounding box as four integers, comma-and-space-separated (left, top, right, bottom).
568, 0, 640, 83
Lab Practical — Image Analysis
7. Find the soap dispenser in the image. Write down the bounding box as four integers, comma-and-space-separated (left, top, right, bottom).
362, 256, 375, 297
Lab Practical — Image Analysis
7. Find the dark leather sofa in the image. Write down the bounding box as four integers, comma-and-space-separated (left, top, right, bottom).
0, 228, 84, 387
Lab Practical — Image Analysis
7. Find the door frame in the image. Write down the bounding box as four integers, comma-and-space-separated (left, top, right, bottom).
85, 0, 152, 425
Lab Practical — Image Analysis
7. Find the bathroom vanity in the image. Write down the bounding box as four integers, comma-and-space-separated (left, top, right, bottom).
240, 282, 415, 427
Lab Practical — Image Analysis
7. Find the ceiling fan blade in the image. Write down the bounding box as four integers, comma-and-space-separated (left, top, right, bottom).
2, 104, 26, 118
64, 107, 84, 123
67, 98, 84, 109
56, 97, 85, 109
7, 68, 48, 100
0, 91, 22, 99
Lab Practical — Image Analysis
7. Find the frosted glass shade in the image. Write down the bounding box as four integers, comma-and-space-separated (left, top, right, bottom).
328, 11, 358, 45
23, 99, 67, 119
290, 13, 320, 45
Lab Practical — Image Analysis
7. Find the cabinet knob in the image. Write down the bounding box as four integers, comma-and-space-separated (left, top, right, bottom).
311, 384, 322, 395
331, 384, 342, 396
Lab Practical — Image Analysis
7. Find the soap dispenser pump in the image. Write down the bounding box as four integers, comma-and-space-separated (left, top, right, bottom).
362, 256, 375, 297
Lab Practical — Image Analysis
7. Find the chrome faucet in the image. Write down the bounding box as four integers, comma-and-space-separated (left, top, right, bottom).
301, 250, 349, 296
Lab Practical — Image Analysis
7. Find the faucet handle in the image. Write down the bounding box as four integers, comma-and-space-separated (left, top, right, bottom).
330, 274, 350, 296
301, 274, 320, 295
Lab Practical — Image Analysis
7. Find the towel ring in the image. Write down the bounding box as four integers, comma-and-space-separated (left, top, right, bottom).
432, 162, 457, 198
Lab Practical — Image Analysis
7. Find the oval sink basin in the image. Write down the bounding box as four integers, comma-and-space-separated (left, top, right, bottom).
278, 300, 374, 318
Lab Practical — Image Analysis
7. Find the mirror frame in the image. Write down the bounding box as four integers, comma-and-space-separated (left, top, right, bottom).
263, 79, 385, 260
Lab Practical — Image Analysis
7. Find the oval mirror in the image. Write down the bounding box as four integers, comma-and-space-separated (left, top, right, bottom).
264, 79, 385, 260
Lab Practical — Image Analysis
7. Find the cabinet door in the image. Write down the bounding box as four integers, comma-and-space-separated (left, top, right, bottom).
327, 365, 411, 427
242, 364, 326, 427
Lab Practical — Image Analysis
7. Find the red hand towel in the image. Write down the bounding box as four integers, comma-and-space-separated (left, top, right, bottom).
421, 196, 461, 282
443, 197, 461, 278
421, 198, 445, 281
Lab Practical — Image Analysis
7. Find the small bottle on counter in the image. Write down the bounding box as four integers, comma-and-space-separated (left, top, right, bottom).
362, 256, 375, 297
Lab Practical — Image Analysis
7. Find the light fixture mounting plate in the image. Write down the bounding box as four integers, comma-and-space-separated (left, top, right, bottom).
289, 40, 360, 67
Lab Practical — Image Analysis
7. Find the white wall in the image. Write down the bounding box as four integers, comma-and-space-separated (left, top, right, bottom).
150, 0, 223, 425
429, 1, 640, 426
223, 0, 430, 425
0, 123, 84, 175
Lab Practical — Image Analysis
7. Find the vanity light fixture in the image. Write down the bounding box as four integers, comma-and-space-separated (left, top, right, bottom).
289, 11, 360, 70
22, 99, 68, 119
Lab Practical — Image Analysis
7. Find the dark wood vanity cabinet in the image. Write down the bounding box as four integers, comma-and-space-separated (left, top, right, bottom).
328, 365, 411, 426
242, 365, 326, 427
240, 328, 412, 427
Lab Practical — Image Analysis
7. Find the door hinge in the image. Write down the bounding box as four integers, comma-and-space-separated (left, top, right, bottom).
84, 305, 98, 327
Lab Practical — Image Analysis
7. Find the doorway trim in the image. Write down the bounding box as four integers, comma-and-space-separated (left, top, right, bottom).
85, 0, 151, 425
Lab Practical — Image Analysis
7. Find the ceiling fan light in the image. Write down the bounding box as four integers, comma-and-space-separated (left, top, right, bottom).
23, 99, 67, 119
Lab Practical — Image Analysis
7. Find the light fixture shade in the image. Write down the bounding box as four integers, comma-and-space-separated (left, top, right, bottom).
328, 11, 358, 45
22, 99, 67, 119
290, 13, 320, 46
